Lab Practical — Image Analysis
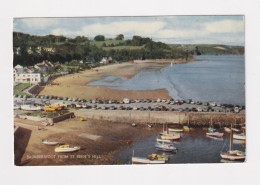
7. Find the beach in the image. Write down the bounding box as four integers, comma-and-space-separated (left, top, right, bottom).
39, 58, 192, 100
14, 117, 162, 166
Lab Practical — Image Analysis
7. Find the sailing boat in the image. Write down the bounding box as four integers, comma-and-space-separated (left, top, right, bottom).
220, 119, 246, 161
160, 123, 181, 140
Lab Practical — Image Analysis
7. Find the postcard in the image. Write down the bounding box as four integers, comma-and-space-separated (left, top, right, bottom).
13, 16, 245, 166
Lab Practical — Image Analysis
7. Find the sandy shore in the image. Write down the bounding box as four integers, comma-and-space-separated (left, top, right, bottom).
14, 117, 161, 166
39, 58, 193, 100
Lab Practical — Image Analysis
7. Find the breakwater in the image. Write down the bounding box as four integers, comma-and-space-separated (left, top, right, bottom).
74, 109, 245, 127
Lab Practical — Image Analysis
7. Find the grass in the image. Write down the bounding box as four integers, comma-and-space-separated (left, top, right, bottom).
13, 83, 30, 96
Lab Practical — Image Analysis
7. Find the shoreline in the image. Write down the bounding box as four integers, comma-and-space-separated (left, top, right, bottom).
38, 57, 194, 101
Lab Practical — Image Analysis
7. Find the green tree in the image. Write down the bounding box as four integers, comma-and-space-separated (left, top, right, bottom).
94, 35, 105, 41
115, 34, 124, 40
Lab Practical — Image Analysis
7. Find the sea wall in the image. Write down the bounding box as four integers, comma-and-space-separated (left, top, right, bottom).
74, 109, 245, 127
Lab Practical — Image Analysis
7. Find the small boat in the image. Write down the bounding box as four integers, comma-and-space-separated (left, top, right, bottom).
132, 157, 165, 164
120, 139, 132, 144
156, 137, 173, 143
208, 127, 216, 132
168, 128, 184, 133
148, 154, 168, 162
15, 99, 35, 104
224, 127, 231, 133
220, 151, 246, 161
147, 124, 153, 128
233, 133, 246, 140
161, 135, 181, 140
131, 123, 137, 127
155, 143, 177, 152
183, 126, 190, 131
206, 132, 224, 138
21, 105, 42, 111
13, 104, 20, 110
220, 123, 246, 161
231, 128, 240, 133
42, 140, 59, 146
43, 105, 62, 111
55, 145, 80, 153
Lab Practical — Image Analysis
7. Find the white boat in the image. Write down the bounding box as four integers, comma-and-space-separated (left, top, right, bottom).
155, 143, 177, 152
231, 128, 240, 133
206, 132, 224, 138
21, 104, 42, 111
42, 140, 59, 146
13, 104, 20, 110
132, 157, 165, 164
55, 145, 80, 153
156, 137, 173, 144
208, 127, 216, 132
220, 123, 246, 161
233, 133, 246, 140
224, 127, 231, 133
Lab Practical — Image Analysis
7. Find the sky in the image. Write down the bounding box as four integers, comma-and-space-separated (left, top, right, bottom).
13, 16, 244, 46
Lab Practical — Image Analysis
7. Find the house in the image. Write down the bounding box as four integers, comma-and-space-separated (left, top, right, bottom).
27, 47, 33, 54
15, 47, 21, 55
13, 65, 41, 84
100, 57, 109, 64
34, 60, 54, 73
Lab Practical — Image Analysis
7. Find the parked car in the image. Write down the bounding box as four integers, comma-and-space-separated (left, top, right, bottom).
197, 107, 203, 112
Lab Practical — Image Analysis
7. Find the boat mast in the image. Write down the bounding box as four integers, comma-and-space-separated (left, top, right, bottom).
230, 118, 234, 152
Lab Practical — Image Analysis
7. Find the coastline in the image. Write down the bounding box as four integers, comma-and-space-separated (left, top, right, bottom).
39, 57, 194, 100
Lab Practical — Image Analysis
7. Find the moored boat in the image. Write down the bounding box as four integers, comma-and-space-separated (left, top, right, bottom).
183, 126, 190, 131
132, 157, 165, 164
148, 154, 168, 162
15, 99, 35, 104
208, 127, 216, 132
233, 133, 246, 140
161, 135, 181, 140
156, 137, 173, 143
168, 128, 184, 133
206, 132, 224, 138
54, 145, 80, 153
131, 123, 137, 127
155, 143, 177, 152
13, 104, 20, 110
224, 127, 231, 133
21, 104, 42, 111
42, 140, 59, 146
231, 128, 240, 133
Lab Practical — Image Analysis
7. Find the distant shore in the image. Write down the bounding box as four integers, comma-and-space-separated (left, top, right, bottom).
39, 57, 194, 101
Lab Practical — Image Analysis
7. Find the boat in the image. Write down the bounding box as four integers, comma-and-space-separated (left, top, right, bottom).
183, 126, 190, 131
132, 157, 165, 164
43, 105, 62, 111
54, 145, 80, 153
15, 99, 35, 104
156, 137, 173, 143
168, 128, 184, 133
161, 135, 181, 140
42, 140, 59, 146
208, 127, 216, 132
233, 133, 246, 140
206, 132, 224, 138
13, 104, 20, 110
21, 104, 42, 111
155, 143, 177, 152
220, 123, 246, 161
224, 127, 231, 133
231, 128, 240, 133
148, 154, 168, 162
147, 124, 153, 128
131, 123, 137, 127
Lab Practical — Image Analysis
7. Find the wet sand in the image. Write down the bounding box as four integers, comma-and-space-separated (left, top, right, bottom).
39, 58, 193, 100
14, 117, 161, 166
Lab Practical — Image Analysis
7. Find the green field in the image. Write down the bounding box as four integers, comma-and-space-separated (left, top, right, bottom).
13, 83, 30, 96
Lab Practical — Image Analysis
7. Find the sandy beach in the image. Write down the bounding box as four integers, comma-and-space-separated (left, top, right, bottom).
39, 58, 193, 100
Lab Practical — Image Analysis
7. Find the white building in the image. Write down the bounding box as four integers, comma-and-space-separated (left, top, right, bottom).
13, 65, 41, 84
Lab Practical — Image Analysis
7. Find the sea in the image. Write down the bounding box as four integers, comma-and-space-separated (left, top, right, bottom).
88, 55, 245, 105
88, 55, 246, 164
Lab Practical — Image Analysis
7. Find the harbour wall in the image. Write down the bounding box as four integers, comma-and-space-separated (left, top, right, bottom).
75, 109, 245, 127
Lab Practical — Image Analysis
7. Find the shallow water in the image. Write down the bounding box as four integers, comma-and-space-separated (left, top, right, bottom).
88, 55, 245, 105
116, 128, 246, 164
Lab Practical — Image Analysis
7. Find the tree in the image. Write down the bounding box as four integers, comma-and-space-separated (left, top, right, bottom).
94, 35, 105, 41
115, 34, 124, 40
